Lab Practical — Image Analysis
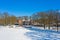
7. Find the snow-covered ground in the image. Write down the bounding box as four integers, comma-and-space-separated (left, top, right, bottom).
0, 26, 60, 40
0, 26, 31, 40
25, 27, 60, 40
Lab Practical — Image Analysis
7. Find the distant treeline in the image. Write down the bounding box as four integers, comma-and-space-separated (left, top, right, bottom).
0, 12, 17, 25
31, 10, 60, 30
0, 9, 60, 28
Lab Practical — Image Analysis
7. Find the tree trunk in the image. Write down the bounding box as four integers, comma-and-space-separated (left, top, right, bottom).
48, 24, 50, 30
56, 23, 58, 32
48, 26, 50, 30
44, 24, 45, 29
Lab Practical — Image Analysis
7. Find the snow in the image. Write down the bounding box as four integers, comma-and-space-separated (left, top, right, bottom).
0, 26, 60, 40
0, 26, 31, 40
25, 31, 60, 40
25, 27, 60, 40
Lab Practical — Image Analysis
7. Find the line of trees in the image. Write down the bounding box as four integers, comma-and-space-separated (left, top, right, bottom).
0, 12, 17, 25
0, 10, 60, 31
31, 10, 60, 31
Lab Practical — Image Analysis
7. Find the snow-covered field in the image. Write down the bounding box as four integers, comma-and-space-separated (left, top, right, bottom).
0, 26, 31, 40
25, 27, 60, 40
0, 26, 60, 40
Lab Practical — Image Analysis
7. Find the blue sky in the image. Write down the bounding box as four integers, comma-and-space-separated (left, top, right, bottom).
0, 0, 60, 16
